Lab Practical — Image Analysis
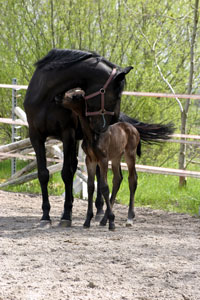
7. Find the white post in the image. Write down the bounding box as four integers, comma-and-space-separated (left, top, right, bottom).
73, 143, 88, 199
11, 78, 17, 176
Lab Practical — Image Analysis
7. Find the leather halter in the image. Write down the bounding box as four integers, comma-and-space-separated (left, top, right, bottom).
84, 68, 117, 117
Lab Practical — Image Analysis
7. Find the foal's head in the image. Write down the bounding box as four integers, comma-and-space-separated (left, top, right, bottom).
57, 88, 85, 116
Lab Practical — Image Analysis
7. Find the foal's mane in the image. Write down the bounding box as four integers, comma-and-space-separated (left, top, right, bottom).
34, 48, 117, 71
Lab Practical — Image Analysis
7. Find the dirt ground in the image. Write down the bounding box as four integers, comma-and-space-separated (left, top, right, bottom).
0, 190, 199, 300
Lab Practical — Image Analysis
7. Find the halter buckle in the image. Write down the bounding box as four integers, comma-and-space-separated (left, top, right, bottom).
100, 88, 105, 94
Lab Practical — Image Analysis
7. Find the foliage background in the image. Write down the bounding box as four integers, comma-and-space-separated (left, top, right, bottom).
0, 0, 199, 168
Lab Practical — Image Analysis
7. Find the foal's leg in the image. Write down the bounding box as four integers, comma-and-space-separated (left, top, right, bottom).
110, 161, 123, 206
125, 152, 138, 227
100, 160, 123, 226
95, 165, 104, 221
60, 129, 78, 227
30, 133, 51, 226
99, 160, 115, 230
84, 157, 97, 228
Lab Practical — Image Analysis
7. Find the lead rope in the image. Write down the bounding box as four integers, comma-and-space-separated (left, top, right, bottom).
102, 114, 106, 128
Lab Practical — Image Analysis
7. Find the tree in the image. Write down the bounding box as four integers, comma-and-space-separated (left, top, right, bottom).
179, 0, 199, 186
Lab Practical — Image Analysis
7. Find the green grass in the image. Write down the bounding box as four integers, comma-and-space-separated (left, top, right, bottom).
0, 159, 199, 216
107, 170, 200, 216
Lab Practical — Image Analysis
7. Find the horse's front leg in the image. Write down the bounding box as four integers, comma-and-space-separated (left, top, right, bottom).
83, 157, 97, 228
99, 161, 115, 231
101, 162, 123, 225
30, 133, 51, 227
95, 165, 104, 221
60, 129, 77, 227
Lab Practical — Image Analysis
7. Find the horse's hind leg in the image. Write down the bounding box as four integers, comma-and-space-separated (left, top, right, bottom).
125, 153, 137, 227
99, 161, 115, 230
30, 134, 51, 227
60, 129, 77, 227
110, 162, 123, 206
95, 165, 104, 221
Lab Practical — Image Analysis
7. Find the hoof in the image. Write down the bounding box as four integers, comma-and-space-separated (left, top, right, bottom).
83, 220, 91, 228
109, 222, 115, 231
40, 220, 52, 228
99, 218, 107, 226
83, 225, 90, 229
83, 224, 90, 229
126, 219, 133, 227
59, 219, 72, 227
95, 212, 104, 222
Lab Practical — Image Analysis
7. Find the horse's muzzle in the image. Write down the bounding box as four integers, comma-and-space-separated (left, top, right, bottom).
55, 94, 64, 104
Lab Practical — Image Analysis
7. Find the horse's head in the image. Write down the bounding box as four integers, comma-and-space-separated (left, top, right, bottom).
55, 62, 133, 134
84, 65, 133, 133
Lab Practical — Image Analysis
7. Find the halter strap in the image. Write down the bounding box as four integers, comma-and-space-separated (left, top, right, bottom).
84, 68, 117, 117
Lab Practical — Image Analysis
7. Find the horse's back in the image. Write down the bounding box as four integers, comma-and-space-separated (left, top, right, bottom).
109, 122, 139, 142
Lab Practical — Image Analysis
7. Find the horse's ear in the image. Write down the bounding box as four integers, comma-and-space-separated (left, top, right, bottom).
123, 66, 133, 74
114, 66, 133, 82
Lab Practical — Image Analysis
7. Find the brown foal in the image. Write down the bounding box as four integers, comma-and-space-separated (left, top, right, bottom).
58, 88, 141, 230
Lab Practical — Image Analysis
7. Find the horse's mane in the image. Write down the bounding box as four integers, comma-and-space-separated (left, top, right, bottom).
34, 48, 117, 71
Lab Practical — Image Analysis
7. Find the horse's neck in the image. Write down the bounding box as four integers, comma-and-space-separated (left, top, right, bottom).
79, 115, 94, 145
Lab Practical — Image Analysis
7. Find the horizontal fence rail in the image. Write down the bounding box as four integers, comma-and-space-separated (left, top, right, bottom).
1, 83, 200, 100
1, 151, 200, 179
123, 91, 200, 100
0, 84, 28, 90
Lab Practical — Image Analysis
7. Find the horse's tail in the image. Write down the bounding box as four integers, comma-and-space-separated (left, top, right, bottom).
137, 140, 142, 157
119, 113, 175, 144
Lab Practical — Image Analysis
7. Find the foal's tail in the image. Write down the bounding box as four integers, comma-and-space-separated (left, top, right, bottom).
137, 141, 142, 157
119, 112, 175, 144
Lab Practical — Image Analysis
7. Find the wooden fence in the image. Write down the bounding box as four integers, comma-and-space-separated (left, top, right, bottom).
0, 83, 200, 195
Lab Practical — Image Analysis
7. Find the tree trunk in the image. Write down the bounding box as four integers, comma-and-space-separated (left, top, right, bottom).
179, 0, 199, 186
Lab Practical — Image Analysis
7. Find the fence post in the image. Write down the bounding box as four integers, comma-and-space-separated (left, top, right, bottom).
11, 78, 17, 176
73, 143, 88, 199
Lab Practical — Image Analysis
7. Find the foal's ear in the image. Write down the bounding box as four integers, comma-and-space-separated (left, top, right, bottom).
114, 66, 133, 82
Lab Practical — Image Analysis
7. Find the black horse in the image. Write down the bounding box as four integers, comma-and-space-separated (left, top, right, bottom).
24, 49, 133, 227
24, 48, 173, 227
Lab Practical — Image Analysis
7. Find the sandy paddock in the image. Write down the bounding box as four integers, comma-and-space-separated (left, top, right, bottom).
0, 190, 199, 300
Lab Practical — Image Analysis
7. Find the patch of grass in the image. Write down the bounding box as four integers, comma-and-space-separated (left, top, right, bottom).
0, 159, 64, 195
7, 173, 65, 196
108, 170, 200, 216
